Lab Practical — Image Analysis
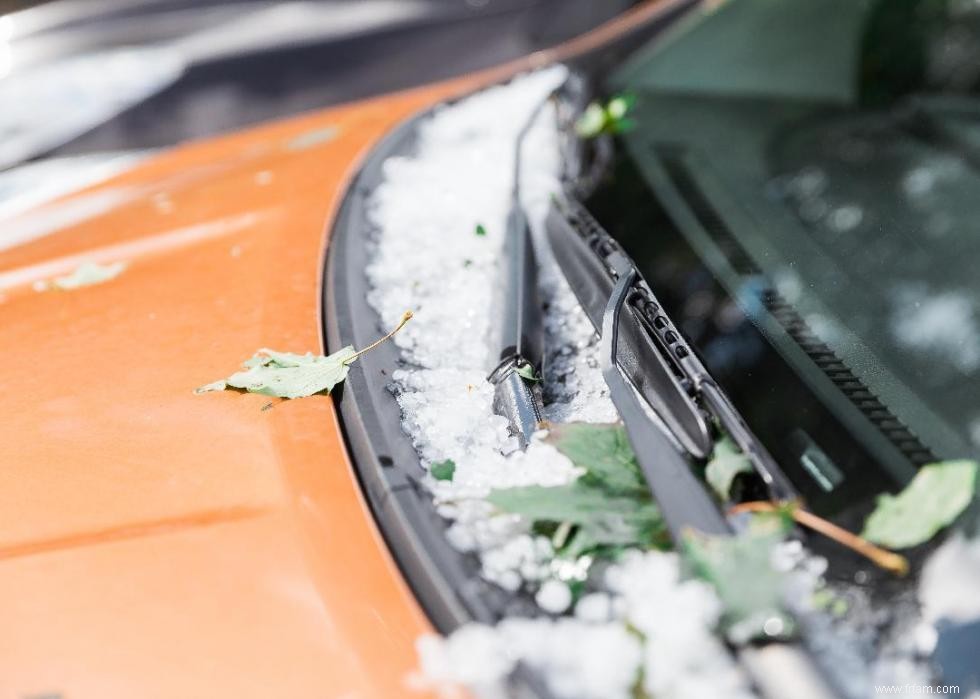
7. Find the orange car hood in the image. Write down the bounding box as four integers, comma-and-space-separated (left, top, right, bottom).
0, 85, 462, 698
0, 2, 680, 694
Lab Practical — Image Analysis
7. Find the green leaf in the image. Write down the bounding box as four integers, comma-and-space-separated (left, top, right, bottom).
574, 102, 607, 138
861, 460, 978, 549
515, 363, 541, 382
44, 261, 127, 290
195, 346, 357, 399
430, 459, 456, 482
683, 514, 795, 645
489, 423, 672, 558
197, 312, 413, 402
475, 223, 487, 237
606, 94, 635, 120
488, 482, 669, 553
705, 437, 753, 500
544, 422, 647, 497
811, 587, 848, 617
574, 93, 636, 139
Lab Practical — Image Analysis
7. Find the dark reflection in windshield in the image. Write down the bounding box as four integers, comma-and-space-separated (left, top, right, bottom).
601, 0, 980, 688
768, 104, 980, 453
859, 0, 980, 106
609, 0, 980, 472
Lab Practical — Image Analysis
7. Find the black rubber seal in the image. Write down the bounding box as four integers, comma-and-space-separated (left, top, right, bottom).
323, 110, 526, 631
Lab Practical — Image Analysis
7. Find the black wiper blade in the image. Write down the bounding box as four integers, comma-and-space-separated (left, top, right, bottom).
488, 198, 544, 448
551, 180, 841, 699
546, 94, 838, 699
547, 192, 798, 503
547, 195, 714, 459
602, 252, 729, 538
486, 96, 550, 448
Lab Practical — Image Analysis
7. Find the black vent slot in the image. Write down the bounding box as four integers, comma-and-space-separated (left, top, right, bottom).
655, 145, 937, 467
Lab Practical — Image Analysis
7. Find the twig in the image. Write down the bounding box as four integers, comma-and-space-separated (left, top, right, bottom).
346, 310, 414, 363
730, 501, 909, 576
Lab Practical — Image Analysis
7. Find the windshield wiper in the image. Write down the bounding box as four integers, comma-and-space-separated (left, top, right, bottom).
547, 192, 798, 513
541, 87, 842, 699
601, 249, 730, 537
549, 155, 841, 699
489, 83, 838, 699
486, 95, 551, 448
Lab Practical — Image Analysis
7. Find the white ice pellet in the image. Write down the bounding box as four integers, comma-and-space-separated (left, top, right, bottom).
499, 617, 644, 699
574, 592, 614, 623
413, 624, 514, 696
426, 551, 757, 699
536, 579, 573, 614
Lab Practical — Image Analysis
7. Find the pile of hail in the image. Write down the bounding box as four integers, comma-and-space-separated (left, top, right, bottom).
363, 67, 966, 699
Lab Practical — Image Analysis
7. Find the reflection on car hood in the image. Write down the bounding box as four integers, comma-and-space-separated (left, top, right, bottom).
0, 86, 466, 699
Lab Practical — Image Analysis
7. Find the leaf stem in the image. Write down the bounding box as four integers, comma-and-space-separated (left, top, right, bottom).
345, 311, 414, 364
730, 501, 909, 576
552, 521, 574, 550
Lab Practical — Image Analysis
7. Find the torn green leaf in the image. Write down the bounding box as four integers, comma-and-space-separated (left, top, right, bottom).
683, 514, 796, 645
861, 460, 978, 549
431, 459, 456, 482
705, 437, 753, 500
196, 311, 412, 401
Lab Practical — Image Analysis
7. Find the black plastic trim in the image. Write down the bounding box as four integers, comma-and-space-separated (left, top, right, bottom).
325, 110, 523, 629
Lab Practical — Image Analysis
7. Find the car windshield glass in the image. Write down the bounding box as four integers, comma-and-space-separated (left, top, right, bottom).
599, 0, 980, 516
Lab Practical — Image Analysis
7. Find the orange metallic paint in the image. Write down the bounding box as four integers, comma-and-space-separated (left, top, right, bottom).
0, 2, 680, 696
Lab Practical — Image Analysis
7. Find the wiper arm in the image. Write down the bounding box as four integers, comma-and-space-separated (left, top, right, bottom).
486, 95, 551, 448
547, 195, 715, 459
545, 99, 839, 699
487, 200, 543, 448
602, 251, 729, 538
547, 192, 798, 504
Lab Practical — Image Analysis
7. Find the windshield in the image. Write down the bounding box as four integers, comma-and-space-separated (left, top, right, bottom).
594, 0, 980, 516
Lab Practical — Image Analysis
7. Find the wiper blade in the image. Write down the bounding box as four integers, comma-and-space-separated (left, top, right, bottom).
547, 195, 714, 459
487, 202, 543, 448
547, 192, 798, 503
546, 99, 838, 699
486, 95, 550, 448
551, 174, 841, 699
602, 252, 729, 538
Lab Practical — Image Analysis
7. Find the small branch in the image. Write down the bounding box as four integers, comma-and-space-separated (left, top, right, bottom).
346, 310, 414, 363
552, 521, 574, 550
730, 501, 909, 576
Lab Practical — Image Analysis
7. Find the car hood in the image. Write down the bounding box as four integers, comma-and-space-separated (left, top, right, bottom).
0, 82, 468, 698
